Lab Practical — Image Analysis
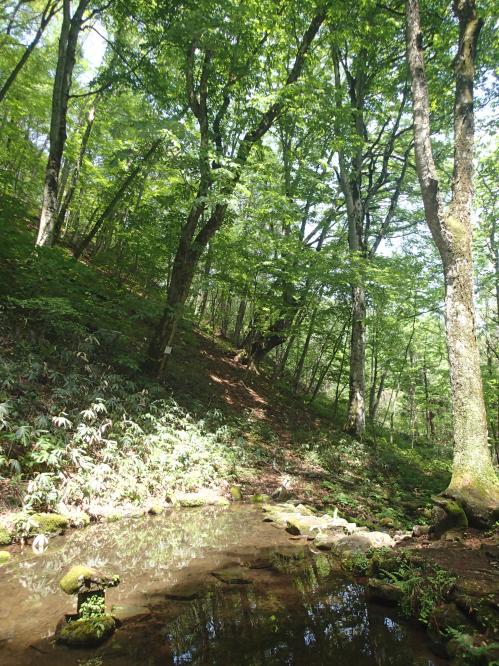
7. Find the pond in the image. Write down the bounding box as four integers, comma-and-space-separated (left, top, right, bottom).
0, 505, 445, 665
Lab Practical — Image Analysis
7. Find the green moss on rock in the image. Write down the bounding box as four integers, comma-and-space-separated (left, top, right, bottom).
0, 551, 11, 564
56, 614, 116, 647
230, 486, 242, 501
32, 513, 69, 534
60, 565, 98, 594
0, 527, 11, 545
251, 494, 270, 503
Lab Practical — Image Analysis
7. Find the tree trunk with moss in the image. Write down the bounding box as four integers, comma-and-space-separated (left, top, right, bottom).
406, 0, 499, 526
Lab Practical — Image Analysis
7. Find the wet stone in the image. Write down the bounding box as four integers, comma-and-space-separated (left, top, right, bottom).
212, 567, 253, 584
165, 586, 201, 601
111, 605, 151, 622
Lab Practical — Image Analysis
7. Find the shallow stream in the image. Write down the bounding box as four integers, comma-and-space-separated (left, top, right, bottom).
0, 505, 445, 665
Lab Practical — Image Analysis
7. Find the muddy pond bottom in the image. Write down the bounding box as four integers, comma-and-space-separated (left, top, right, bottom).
0, 505, 445, 665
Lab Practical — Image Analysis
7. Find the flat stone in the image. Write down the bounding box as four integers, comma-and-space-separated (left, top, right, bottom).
165, 586, 200, 601
313, 529, 345, 550
335, 531, 395, 554
111, 605, 151, 622
285, 515, 332, 536
212, 567, 253, 584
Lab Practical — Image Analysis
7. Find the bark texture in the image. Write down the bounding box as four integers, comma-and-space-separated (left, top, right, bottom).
406, 0, 499, 526
36, 0, 90, 248
145, 7, 327, 376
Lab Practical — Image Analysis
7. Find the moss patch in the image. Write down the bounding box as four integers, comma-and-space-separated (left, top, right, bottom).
0, 527, 11, 545
32, 513, 69, 534
60, 565, 98, 594
56, 614, 116, 647
0, 551, 11, 564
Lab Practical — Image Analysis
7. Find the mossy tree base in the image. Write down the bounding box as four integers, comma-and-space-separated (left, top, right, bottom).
444, 475, 499, 528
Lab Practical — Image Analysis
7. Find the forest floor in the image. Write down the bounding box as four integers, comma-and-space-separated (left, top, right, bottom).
1, 214, 498, 662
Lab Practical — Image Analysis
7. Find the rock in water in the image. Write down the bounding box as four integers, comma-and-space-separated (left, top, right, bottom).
212, 567, 253, 584
0, 551, 11, 564
55, 614, 116, 647
366, 579, 405, 605
335, 531, 395, 554
230, 486, 242, 501
59, 565, 120, 595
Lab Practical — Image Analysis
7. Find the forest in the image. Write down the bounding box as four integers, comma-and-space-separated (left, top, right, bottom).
0, 0, 498, 664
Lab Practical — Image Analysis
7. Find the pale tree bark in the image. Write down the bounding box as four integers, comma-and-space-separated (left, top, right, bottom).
0, 0, 60, 104
56, 98, 98, 239
73, 138, 163, 259
333, 45, 411, 439
406, 0, 499, 526
145, 7, 328, 376
36, 0, 91, 247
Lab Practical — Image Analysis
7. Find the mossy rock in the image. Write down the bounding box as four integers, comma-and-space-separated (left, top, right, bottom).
251, 493, 270, 503
431, 497, 467, 537
230, 486, 242, 501
60, 565, 120, 595
56, 614, 116, 647
367, 578, 405, 605
148, 503, 164, 515
428, 603, 474, 640
105, 513, 123, 523
0, 551, 11, 564
32, 513, 69, 534
0, 527, 12, 545
379, 517, 396, 528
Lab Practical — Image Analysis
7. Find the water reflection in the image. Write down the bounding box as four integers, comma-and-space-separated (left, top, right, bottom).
0, 506, 443, 665
165, 555, 439, 666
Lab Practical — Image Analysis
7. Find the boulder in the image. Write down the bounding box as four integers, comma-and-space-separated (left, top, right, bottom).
55, 614, 116, 647
313, 529, 345, 551
335, 531, 395, 554
427, 603, 474, 643
367, 579, 405, 605
412, 524, 430, 537
147, 503, 164, 515
379, 517, 396, 528
285, 515, 332, 537
431, 497, 467, 537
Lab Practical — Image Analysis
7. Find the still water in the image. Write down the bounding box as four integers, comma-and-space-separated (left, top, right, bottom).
0, 505, 444, 665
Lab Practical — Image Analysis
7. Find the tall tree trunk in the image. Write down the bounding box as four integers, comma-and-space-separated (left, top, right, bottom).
345, 284, 366, 436
36, 0, 91, 247
144, 7, 327, 376
406, 0, 499, 525
233, 295, 247, 347
0, 0, 59, 104
73, 138, 162, 259
56, 99, 97, 239
333, 50, 367, 439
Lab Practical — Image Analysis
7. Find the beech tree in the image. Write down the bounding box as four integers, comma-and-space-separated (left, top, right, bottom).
144, 2, 329, 376
36, 0, 95, 247
406, 0, 499, 524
